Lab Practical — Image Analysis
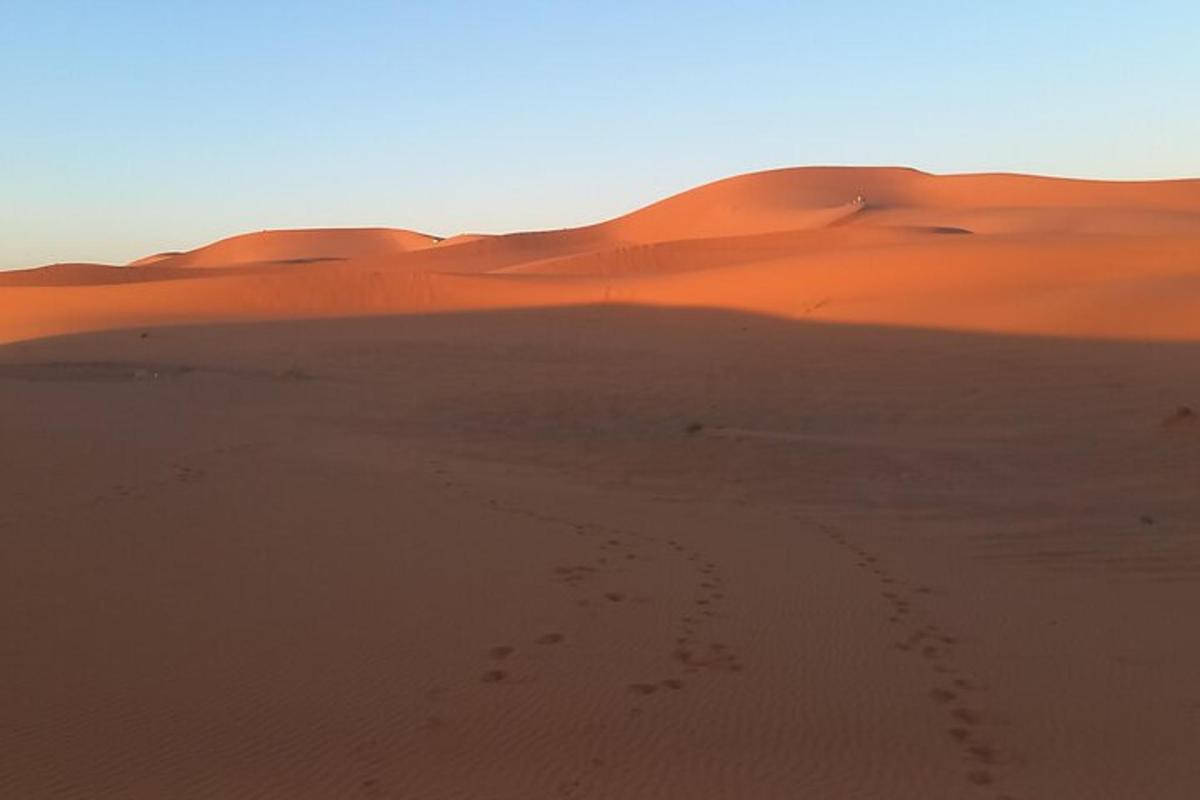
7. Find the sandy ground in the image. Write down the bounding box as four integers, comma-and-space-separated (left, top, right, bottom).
2, 168, 1199, 798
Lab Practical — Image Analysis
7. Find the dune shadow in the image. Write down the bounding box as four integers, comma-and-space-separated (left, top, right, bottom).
2, 303, 1197, 580
0, 361, 196, 382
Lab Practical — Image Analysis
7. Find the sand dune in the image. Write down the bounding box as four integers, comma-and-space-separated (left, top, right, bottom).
3, 166, 1198, 346
143, 227, 442, 269
493, 226, 937, 277
2, 167, 1200, 798
127, 251, 184, 267
857, 205, 1200, 236
0, 262, 222, 288
0, 263, 132, 286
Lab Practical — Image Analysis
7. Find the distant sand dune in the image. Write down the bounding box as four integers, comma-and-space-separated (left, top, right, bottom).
142, 227, 442, 269
0, 262, 210, 287
126, 251, 183, 267
3, 167, 1199, 344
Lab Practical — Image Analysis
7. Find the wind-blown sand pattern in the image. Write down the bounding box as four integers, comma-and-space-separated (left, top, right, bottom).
2, 167, 1199, 798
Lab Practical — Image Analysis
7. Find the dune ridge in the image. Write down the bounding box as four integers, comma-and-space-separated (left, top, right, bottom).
142, 227, 442, 269
2, 166, 1200, 345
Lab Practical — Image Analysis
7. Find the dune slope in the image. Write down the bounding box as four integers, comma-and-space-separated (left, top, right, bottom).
145, 227, 442, 269
3, 166, 1198, 345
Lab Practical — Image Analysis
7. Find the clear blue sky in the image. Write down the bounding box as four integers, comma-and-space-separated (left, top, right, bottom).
1, 1, 1197, 269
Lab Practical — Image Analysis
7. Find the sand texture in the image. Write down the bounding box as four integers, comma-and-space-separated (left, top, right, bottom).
2, 167, 1199, 798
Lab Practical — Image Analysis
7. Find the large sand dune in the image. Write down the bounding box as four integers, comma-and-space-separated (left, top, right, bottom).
145, 227, 442, 269
2, 167, 1199, 798
3, 166, 1199, 344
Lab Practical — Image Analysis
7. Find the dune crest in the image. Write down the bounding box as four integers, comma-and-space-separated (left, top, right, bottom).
2, 166, 1199, 344
139, 227, 442, 269
126, 252, 183, 267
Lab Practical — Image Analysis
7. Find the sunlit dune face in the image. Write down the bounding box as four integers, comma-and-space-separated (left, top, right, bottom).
2, 167, 1199, 344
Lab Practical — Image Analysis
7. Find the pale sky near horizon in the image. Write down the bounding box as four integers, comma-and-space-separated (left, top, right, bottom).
1, 1, 1197, 269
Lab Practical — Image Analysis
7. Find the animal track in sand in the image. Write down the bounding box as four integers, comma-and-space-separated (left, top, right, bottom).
966, 768, 995, 786
440, 475, 742, 706
930, 688, 957, 704
967, 744, 998, 764
819, 522, 1017, 794
952, 707, 983, 726
591, 535, 742, 699
552, 564, 595, 587
173, 464, 205, 483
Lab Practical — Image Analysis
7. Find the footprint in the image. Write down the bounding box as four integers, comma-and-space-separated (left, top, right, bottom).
967, 744, 997, 764
966, 769, 994, 786
628, 683, 658, 695
952, 708, 982, 726
481, 670, 507, 683
604, 592, 626, 602
930, 688, 957, 703
536, 633, 565, 645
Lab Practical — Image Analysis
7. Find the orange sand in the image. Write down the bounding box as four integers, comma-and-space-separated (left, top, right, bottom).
3, 167, 1199, 345
2, 168, 1199, 798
